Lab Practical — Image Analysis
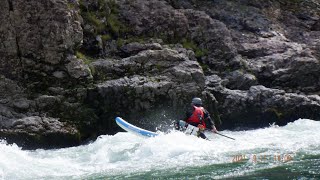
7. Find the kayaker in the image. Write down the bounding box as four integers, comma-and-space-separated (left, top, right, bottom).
182, 97, 218, 139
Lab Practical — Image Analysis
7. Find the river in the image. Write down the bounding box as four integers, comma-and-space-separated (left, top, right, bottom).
0, 119, 319, 179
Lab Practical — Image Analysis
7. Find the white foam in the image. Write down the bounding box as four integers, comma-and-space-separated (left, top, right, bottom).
0, 119, 319, 179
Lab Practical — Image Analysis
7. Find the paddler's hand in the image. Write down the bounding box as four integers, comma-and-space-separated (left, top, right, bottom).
211, 126, 218, 133
197, 124, 205, 131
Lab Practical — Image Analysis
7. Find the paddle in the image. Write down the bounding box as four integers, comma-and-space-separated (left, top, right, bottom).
214, 132, 235, 140
176, 120, 235, 140
203, 127, 235, 140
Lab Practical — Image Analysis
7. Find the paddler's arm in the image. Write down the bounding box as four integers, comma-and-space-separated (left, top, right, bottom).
204, 110, 218, 133
211, 125, 218, 133
184, 105, 194, 121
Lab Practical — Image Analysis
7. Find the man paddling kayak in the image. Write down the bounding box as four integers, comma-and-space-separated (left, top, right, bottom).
176, 97, 218, 139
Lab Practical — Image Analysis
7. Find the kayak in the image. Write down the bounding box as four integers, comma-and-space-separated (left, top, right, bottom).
115, 117, 235, 140
115, 117, 207, 137
115, 117, 158, 137
174, 120, 203, 136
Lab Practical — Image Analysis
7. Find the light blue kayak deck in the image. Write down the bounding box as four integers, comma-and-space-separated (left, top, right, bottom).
115, 117, 158, 137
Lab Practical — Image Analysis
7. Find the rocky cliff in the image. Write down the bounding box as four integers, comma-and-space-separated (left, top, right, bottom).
0, 0, 320, 149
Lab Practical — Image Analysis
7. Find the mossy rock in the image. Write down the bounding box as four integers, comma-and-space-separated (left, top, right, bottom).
182, 38, 208, 58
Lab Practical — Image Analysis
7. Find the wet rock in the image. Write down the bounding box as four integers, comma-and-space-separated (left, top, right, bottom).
0, 116, 80, 149
88, 46, 208, 129
209, 84, 320, 129
1, 0, 320, 148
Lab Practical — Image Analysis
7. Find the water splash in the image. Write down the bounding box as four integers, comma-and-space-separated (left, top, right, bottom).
0, 119, 319, 179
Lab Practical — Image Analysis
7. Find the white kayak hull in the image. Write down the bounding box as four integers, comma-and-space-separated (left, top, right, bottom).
115, 117, 158, 137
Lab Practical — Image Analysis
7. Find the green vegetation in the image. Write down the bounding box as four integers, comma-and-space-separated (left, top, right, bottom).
116, 36, 148, 48
101, 34, 112, 41
116, 38, 125, 47
75, 51, 86, 59
182, 38, 208, 58
199, 62, 210, 72
77, 0, 133, 59
107, 14, 122, 35
106, 0, 130, 36
77, 0, 209, 59
195, 49, 209, 58
67, 2, 76, 9
76, 51, 93, 65
79, 0, 129, 37
83, 12, 106, 33
88, 64, 96, 76
182, 38, 197, 50
267, 108, 284, 119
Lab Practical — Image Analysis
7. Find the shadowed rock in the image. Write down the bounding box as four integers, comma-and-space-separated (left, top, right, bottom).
88, 45, 212, 130
0, 116, 80, 149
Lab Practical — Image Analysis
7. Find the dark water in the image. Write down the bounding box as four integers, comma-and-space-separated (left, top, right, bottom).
105, 154, 320, 179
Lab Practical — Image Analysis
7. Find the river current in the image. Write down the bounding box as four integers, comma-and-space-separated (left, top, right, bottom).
0, 119, 319, 179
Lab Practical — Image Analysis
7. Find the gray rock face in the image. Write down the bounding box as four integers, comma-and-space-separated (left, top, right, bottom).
0, 76, 82, 149
88, 45, 212, 128
207, 75, 320, 129
2, 116, 76, 134
14, 0, 82, 65
0, 116, 80, 149
239, 32, 320, 92
121, 42, 162, 55
0, 0, 21, 80
225, 70, 258, 90
1, 0, 320, 148
0, 0, 90, 88
117, 0, 237, 68
0, 0, 88, 149
181, 9, 237, 65
66, 55, 92, 79
119, 0, 189, 39
168, 0, 320, 93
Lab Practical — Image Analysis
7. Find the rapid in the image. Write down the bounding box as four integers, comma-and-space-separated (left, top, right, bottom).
0, 119, 319, 179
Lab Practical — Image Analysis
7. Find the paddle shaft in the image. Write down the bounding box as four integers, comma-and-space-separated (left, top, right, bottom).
215, 132, 235, 140
204, 127, 235, 140
179, 120, 235, 140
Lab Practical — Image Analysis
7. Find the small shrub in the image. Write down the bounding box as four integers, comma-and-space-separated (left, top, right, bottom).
76, 51, 93, 65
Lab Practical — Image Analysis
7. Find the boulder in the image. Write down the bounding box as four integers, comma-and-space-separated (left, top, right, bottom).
0, 116, 80, 149
225, 70, 258, 90
87, 46, 211, 130
206, 75, 320, 129
0, 0, 87, 149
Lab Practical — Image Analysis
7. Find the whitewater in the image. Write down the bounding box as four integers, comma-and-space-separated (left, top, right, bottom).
0, 119, 320, 179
